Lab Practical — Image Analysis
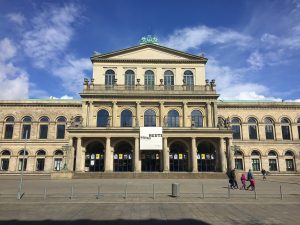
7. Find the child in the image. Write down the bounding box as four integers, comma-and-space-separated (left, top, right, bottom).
249, 178, 256, 191
240, 173, 246, 190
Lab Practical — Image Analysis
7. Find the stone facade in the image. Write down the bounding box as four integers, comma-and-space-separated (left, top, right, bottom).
0, 44, 299, 175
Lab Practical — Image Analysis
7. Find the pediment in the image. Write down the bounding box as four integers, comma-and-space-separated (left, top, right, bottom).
91, 44, 207, 62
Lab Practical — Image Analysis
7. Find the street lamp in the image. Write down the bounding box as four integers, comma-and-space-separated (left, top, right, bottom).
62, 144, 71, 171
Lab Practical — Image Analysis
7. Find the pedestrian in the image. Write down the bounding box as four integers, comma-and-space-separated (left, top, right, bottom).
227, 170, 234, 189
240, 173, 246, 190
231, 169, 238, 189
249, 178, 256, 191
246, 169, 253, 190
261, 169, 267, 180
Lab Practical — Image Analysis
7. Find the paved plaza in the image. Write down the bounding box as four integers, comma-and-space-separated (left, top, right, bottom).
0, 175, 299, 224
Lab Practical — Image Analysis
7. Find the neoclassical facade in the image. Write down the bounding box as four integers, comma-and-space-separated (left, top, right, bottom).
0, 43, 299, 175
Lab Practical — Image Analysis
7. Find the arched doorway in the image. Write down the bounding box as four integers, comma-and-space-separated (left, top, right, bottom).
114, 142, 133, 172
169, 142, 188, 172
141, 151, 160, 172
85, 142, 105, 172
197, 142, 216, 172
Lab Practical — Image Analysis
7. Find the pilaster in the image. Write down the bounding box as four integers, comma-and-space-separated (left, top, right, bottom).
191, 137, 197, 172
134, 137, 141, 172
163, 137, 169, 172
105, 137, 113, 172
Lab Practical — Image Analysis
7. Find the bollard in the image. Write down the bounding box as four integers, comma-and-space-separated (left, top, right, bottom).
43, 187, 47, 200
201, 183, 204, 199
153, 184, 155, 200
70, 185, 74, 199
280, 185, 283, 200
254, 189, 257, 199
227, 184, 231, 199
124, 183, 128, 199
97, 185, 101, 199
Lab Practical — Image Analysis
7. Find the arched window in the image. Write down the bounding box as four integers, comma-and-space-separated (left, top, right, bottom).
144, 70, 154, 88
191, 110, 203, 127
39, 116, 49, 139
0, 150, 11, 171
54, 150, 64, 171
183, 70, 194, 86
281, 118, 291, 140
265, 118, 275, 140
144, 109, 156, 127
125, 70, 135, 86
4, 116, 14, 139
105, 69, 115, 86
97, 110, 109, 127
164, 70, 174, 89
18, 150, 29, 171
121, 110, 132, 127
22, 116, 32, 139
251, 150, 261, 171
234, 150, 244, 170
231, 118, 241, 140
248, 117, 258, 140
167, 110, 179, 127
268, 150, 278, 171
36, 150, 46, 171
56, 116, 66, 139
297, 118, 300, 140
285, 150, 295, 171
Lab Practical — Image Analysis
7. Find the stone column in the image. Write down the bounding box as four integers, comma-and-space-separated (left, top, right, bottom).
242, 123, 248, 140
191, 137, 198, 172
134, 137, 141, 172
275, 122, 282, 141
163, 137, 169, 172
112, 101, 117, 127
0, 122, 3, 140
258, 124, 265, 141
136, 101, 141, 127
44, 156, 52, 172
226, 138, 234, 170
183, 101, 188, 127
88, 101, 94, 127
68, 138, 74, 171
85, 101, 90, 127
27, 156, 35, 172
219, 138, 226, 172
206, 102, 212, 127
159, 101, 164, 127
9, 156, 18, 172
291, 123, 299, 141
105, 137, 113, 172
75, 137, 82, 172
13, 122, 21, 140
212, 102, 218, 128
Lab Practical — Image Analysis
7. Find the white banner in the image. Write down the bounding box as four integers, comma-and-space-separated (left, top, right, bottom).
140, 127, 163, 150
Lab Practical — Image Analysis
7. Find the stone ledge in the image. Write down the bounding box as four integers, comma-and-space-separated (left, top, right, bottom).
51, 172, 73, 179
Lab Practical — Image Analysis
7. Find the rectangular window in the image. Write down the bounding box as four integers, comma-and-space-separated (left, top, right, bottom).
286, 159, 294, 171
249, 125, 258, 139
56, 125, 65, 139
22, 125, 31, 139
18, 158, 27, 171
36, 158, 45, 171
282, 126, 291, 140
251, 159, 260, 171
1, 159, 9, 171
269, 159, 277, 171
232, 125, 241, 139
39, 125, 48, 139
4, 124, 14, 139
265, 125, 274, 140
235, 158, 243, 170
54, 158, 63, 171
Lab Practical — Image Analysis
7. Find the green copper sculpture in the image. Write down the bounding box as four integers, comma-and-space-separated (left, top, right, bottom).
140, 35, 159, 45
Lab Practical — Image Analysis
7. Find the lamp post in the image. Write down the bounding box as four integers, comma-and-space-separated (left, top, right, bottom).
62, 144, 71, 171
17, 129, 28, 200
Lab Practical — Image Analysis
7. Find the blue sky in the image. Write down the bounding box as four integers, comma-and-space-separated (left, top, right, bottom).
0, 0, 300, 101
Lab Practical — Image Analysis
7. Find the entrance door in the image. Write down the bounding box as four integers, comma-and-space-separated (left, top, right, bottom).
142, 151, 160, 172
169, 142, 188, 172
1, 159, 9, 171
85, 142, 105, 172
197, 142, 216, 172
114, 142, 132, 172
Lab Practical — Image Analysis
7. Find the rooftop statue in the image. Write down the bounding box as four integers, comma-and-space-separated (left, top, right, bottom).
140, 35, 159, 45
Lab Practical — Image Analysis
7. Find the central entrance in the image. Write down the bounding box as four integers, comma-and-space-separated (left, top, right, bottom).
141, 151, 160, 172
197, 141, 216, 172
114, 141, 133, 172
169, 142, 188, 172
85, 142, 105, 172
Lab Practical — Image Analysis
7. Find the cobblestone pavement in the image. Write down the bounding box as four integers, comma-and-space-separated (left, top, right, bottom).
0, 176, 299, 224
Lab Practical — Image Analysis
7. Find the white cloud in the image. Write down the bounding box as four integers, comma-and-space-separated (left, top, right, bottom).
247, 51, 264, 70
6, 13, 26, 26
161, 25, 251, 51
49, 95, 74, 99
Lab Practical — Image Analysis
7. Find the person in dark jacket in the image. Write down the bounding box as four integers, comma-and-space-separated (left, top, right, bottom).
247, 169, 254, 190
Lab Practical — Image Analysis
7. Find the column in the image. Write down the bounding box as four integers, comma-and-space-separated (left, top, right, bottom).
163, 137, 169, 172
183, 101, 188, 127
258, 124, 265, 141
242, 123, 248, 140
134, 137, 141, 172
275, 122, 282, 141
9, 156, 18, 172
112, 101, 117, 127
75, 137, 82, 172
159, 101, 164, 127
88, 101, 94, 127
219, 138, 226, 172
191, 137, 197, 172
226, 138, 234, 170
0, 122, 3, 140
13, 122, 21, 140
291, 123, 299, 140
136, 101, 141, 127
85, 101, 90, 127
105, 137, 113, 172
206, 102, 212, 127
212, 102, 218, 128
68, 138, 74, 171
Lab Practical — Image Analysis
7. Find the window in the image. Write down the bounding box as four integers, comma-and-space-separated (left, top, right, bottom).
56, 116, 66, 139
0, 150, 10, 171
191, 110, 203, 127
234, 151, 244, 170
281, 118, 291, 140
248, 117, 258, 140
297, 118, 300, 140
268, 151, 278, 171
251, 151, 261, 171
125, 70, 135, 87
54, 150, 64, 171
121, 110, 132, 127
265, 118, 274, 140
164, 70, 174, 89
183, 70, 194, 86
4, 116, 14, 139
144, 109, 156, 127
231, 118, 241, 139
167, 110, 179, 127
36, 150, 46, 171
285, 151, 295, 171
144, 70, 154, 89
97, 110, 109, 127
18, 150, 28, 171
22, 116, 32, 139
105, 69, 115, 86
39, 116, 49, 139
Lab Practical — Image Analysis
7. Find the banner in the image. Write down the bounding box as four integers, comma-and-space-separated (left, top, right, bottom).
140, 127, 163, 150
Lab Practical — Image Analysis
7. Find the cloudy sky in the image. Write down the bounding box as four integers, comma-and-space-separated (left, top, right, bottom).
0, 0, 300, 101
